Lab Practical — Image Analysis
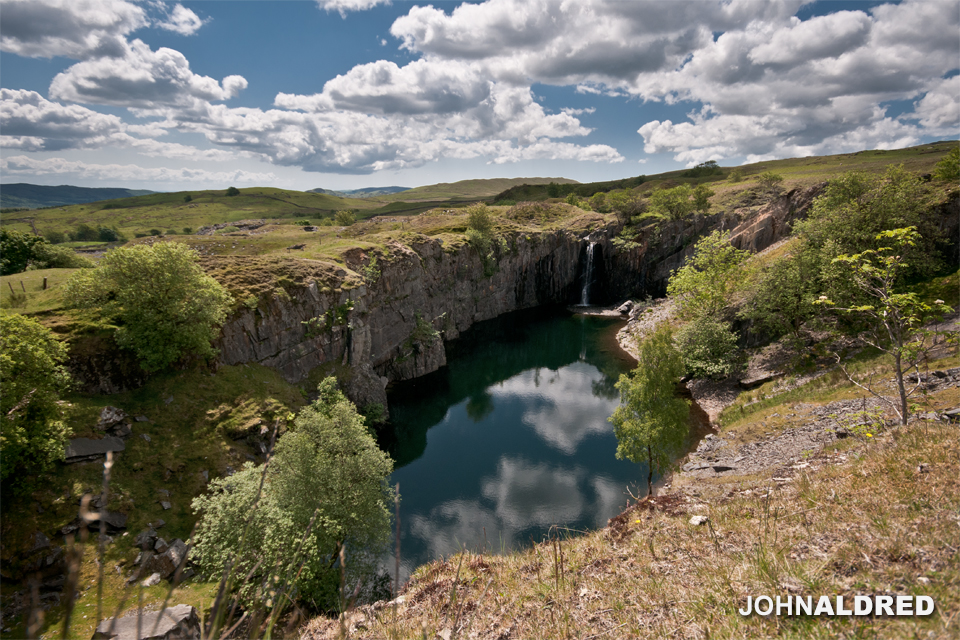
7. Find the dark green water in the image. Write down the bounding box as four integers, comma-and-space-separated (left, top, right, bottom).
381, 309, 703, 580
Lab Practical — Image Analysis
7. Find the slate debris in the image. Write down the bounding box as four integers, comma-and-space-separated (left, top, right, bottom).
64, 437, 126, 463
92, 603, 200, 640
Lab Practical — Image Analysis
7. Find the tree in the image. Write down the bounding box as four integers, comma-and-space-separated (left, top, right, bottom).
675, 316, 741, 379
0, 228, 45, 275
609, 325, 689, 496
225, 186, 241, 196
606, 189, 644, 226
817, 227, 953, 425
648, 184, 694, 221
589, 191, 609, 213
692, 184, 714, 214
63, 242, 233, 372
740, 247, 820, 346
466, 203, 493, 235
191, 378, 394, 611
667, 230, 750, 320
334, 210, 356, 226
757, 172, 784, 194
933, 146, 959, 182
0, 314, 71, 485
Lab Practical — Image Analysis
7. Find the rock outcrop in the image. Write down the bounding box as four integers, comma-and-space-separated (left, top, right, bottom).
92, 604, 200, 640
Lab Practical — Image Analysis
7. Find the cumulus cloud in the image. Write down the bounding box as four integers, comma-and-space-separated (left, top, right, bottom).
0, 89, 128, 151
49, 39, 247, 110
155, 3, 206, 36
0, 154, 274, 184
316, 0, 390, 17
0, 0, 146, 59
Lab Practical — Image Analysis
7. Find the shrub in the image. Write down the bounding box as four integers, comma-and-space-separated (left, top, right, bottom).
97, 226, 124, 242
728, 167, 744, 183
191, 378, 394, 611
63, 242, 233, 372
149, 228, 162, 236
933, 146, 959, 182
165, 229, 178, 235
29, 244, 95, 270
667, 230, 750, 319
676, 316, 741, 379
43, 230, 66, 244
0, 314, 71, 486
0, 228, 45, 275
466, 203, 493, 235
183, 194, 192, 203
757, 172, 784, 194
72, 223, 99, 242
682, 160, 722, 178
334, 210, 356, 226
225, 186, 241, 196
182, 227, 193, 234
295, 219, 312, 226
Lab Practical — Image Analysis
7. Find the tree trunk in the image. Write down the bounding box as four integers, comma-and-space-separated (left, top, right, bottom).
646, 444, 653, 497
894, 351, 909, 425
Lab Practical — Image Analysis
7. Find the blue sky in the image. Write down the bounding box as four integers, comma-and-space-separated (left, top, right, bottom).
1, 0, 957, 192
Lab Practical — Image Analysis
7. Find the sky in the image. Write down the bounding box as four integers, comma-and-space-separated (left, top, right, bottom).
0, 0, 957, 192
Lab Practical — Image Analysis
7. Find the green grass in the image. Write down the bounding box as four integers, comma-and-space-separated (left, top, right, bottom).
0, 267, 80, 313
372, 177, 579, 202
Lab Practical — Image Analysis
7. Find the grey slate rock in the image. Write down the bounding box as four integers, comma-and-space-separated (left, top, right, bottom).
88, 511, 127, 533
65, 437, 125, 462
135, 416, 149, 422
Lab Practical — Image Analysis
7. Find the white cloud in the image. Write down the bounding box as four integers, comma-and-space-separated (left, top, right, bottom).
0, 154, 274, 184
316, 0, 390, 18
911, 75, 960, 134
156, 3, 206, 36
0, 0, 146, 59
0, 89, 128, 151
49, 39, 247, 110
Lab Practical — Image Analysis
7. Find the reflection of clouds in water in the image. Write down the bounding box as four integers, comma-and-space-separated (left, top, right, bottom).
481, 457, 585, 528
408, 498, 503, 560
490, 362, 618, 455
406, 457, 627, 563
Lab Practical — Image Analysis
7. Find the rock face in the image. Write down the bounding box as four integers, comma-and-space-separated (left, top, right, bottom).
214, 227, 634, 396
92, 604, 200, 640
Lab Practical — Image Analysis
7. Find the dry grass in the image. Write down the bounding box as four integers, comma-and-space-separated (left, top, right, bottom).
303, 386, 959, 639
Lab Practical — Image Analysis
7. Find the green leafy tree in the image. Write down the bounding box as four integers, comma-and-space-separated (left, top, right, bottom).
728, 167, 744, 183
817, 227, 953, 425
675, 316, 741, 379
667, 230, 750, 319
692, 184, 714, 214
29, 244, 95, 270
191, 378, 394, 611
0, 228, 45, 275
648, 184, 694, 221
0, 314, 71, 485
225, 186, 241, 196
63, 242, 233, 372
609, 325, 689, 496
589, 191, 609, 213
467, 203, 493, 235
334, 210, 356, 226
757, 172, 784, 194
933, 146, 959, 182
607, 189, 644, 226
740, 248, 820, 345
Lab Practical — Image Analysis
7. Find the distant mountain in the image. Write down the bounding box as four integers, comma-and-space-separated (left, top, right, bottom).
308, 186, 410, 198
0, 183, 156, 210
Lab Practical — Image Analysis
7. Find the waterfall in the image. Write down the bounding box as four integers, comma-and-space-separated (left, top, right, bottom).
580, 242, 596, 306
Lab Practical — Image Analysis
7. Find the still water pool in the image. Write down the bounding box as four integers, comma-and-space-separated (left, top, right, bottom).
381, 309, 699, 580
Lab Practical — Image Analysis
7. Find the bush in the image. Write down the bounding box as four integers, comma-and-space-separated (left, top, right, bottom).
0, 228, 46, 275
728, 167, 744, 183
667, 230, 750, 319
0, 314, 71, 486
183, 194, 192, 203
466, 203, 493, 235
225, 186, 241, 196
933, 146, 959, 182
681, 160, 722, 178
43, 230, 66, 244
63, 242, 233, 372
30, 244, 95, 270
757, 172, 784, 194
676, 316, 741, 379
165, 229, 178, 235
334, 210, 356, 226
295, 219, 312, 226
149, 228, 162, 236
72, 223, 99, 242
191, 378, 394, 611
182, 227, 193, 234
97, 226, 124, 242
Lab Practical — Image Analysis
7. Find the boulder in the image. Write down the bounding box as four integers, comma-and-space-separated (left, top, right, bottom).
65, 437, 125, 463
143, 539, 188, 579
88, 511, 127, 533
134, 528, 158, 550
92, 604, 200, 640
97, 406, 127, 431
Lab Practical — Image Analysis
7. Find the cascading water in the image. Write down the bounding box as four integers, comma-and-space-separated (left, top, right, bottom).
580, 241, 597, 306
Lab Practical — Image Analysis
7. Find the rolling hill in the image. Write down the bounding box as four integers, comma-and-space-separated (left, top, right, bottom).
0, 183, 156, 210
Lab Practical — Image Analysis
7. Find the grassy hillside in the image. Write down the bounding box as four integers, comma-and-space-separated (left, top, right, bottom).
494, 140, 959, 202
373, 177, 579, 202
0, 183, 155, 210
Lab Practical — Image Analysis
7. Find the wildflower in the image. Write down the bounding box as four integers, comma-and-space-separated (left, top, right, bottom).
634, 519, 641, 524
866, 433, 873, 438
935, 299, 944, 305
818, 295, 827, 300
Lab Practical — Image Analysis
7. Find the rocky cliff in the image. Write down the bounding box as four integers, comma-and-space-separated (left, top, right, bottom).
213, 225, 635, 412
